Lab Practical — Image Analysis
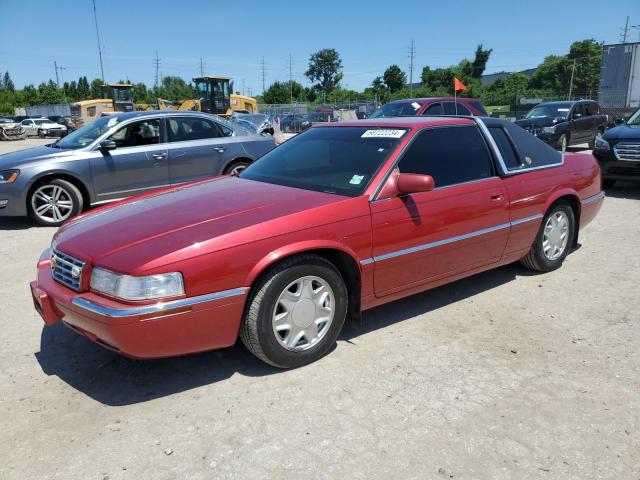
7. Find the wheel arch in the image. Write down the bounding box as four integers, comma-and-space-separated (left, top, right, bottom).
543, 189, 581, 247
245, 242, 363, 321
223, 156, 253, 174
26, 171, 92, 212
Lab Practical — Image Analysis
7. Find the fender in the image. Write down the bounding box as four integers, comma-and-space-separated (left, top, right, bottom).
245, 239, 363, 286
543, 186, 581, 217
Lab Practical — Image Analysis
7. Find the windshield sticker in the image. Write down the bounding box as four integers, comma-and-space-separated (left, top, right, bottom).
106, 117, 119, 127
361, 129, 406, 139
411, 102, 421, 110
349, 174, 365, 185
557, 108, 570, 112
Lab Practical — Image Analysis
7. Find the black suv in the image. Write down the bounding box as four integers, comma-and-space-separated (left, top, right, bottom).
516, 100, 607, 151
593, 107, 640, 188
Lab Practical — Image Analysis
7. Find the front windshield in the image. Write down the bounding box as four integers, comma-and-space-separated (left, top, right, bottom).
195, 80, 211, 98
626, 108, 640, 126
55, 115, 120, 149
239, 126, 406, 196
370, 101, 422, 118
525, 104, 571, 119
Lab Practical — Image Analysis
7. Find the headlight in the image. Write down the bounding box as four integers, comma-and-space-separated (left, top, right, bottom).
594, 136, 610, 151
542, 126, 556, 134
0, 169, 19, 184
90, 267, 185, 301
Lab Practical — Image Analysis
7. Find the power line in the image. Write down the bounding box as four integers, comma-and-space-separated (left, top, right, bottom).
92, 0, 105, 82
408, 38, 416, 95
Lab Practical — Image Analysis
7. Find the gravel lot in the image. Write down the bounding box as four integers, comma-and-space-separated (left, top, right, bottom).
0, 138, 638, 479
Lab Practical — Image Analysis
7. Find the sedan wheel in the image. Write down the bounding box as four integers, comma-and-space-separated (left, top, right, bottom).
28, 179, 83, 226
225, 161, 249, 175
240, 254, 348, 368
558, 134, 567, 152
520, 202, 575, 272
272, 276, 335, 351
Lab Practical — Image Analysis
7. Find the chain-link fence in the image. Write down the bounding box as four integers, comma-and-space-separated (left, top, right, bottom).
257, 101, 381, 133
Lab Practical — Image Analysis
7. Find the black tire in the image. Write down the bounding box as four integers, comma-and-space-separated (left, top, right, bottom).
602, 179, 616, 189
588, 128, 604, 150
557, 134, 568, 152
239, 254, 348, 368
38, 129, 45, 138
223, 160, 250, 175
28, 178, 83, 227
520, 202, 575, 272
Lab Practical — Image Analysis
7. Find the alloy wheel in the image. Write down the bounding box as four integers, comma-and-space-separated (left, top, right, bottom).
31, 185, 74, 224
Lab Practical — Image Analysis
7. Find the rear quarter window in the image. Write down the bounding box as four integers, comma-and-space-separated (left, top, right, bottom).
502, 123, 562, 170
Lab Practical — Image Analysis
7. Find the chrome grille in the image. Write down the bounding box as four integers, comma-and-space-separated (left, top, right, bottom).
51, 249, 85, 291
613, 143, 640, 161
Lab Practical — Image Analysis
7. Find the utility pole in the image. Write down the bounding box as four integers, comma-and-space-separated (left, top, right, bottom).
154, 51, 161, 88
288, 54, 294, 104
54, 61, 60, 86
620, 16, 630, 43
568, 58, 576, 100
247, 87, 253, 97
92, 0, 105, 82
59, 66, 67, 102
631, 24, 640, 42
260, 57, 266, 94
242, 78, 245, 96
199, 58, 204, 77
408, 38, 416, 95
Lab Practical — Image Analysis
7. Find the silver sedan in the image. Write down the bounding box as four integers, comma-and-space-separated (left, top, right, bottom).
0, 111, 276, 225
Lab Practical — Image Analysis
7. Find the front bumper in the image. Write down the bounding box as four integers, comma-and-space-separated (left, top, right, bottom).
0, 181, 29, 216
30, 249, 249, 359
594, 149, 640, 182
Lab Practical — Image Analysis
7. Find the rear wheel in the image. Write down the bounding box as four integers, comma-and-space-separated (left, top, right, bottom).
588, 128, 604, 150
28, 178, 83, 226
37, 129, 45, 138
520, 202, 575, 272
557, 134, 568, 152
239, 254, 348, 368
224, 160, 249, 175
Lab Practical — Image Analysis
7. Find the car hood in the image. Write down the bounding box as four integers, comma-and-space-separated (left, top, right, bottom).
0, 145, 77, 169
515, 117, 564, 128
54, 176, 359, 273
602, 123, 640, 141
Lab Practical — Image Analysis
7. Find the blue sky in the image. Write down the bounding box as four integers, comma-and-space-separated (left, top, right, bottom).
0, 0, 637, 93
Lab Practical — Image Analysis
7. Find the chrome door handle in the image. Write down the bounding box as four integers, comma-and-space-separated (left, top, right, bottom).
213, 146, 226, 153
151, 153, 167, 160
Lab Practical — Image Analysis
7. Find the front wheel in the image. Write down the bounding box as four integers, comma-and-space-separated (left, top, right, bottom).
28, 178, 83, 226
38, 129, 45, 138
520, 202, 575, 272
239, 254, 348, 368
557, 134, 568, 152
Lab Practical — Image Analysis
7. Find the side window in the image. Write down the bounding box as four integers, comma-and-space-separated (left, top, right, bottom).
108, 119, 160, 148
397, 126, 494, 188
217, 122, 233, 137
167, 117, 223, 142
87, 106, 96, 117
572, 104, 583, 119
489, 126, 522, 170
21, 120, 31, 126
583, 104, 592, 116
503, 123, 562, 169
422, 103, 444, 116
442, 102, 472, 115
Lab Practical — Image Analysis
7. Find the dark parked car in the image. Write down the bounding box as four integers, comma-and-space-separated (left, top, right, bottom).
369, 97, 488, 118
279, 113, 305, 132
47, 115, 75, 134
0, 111, 275, 226
515, 100, 607, 151
593, 107, 640, 188
300, 111, 338, 131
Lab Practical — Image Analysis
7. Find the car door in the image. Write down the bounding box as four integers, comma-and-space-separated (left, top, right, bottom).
569, 104, 589, 143
89, 117, 169, 202
370, 124, 510, 296
166, 115, 245, 184
21, 120, 35, 135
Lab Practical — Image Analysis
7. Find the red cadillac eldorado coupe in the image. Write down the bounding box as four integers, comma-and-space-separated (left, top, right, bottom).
30, 116, 604, 368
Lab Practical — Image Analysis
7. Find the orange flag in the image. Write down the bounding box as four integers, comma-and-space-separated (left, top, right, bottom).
453, 77, 467, 92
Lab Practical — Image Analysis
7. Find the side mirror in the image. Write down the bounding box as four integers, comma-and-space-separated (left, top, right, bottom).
397, 173, 435, 195
99, 140, 117, 151
614, 117, 625, 125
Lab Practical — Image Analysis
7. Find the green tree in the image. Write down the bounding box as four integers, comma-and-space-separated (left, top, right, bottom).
383, 65, 406, 93
2, 71, 15, 91
77, 76, 90, 98
305, 48, 343, 100
261, 81, 304, 104
471, 44, 493, 78
90, 78, 104, 98
567, 39, 602, 97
